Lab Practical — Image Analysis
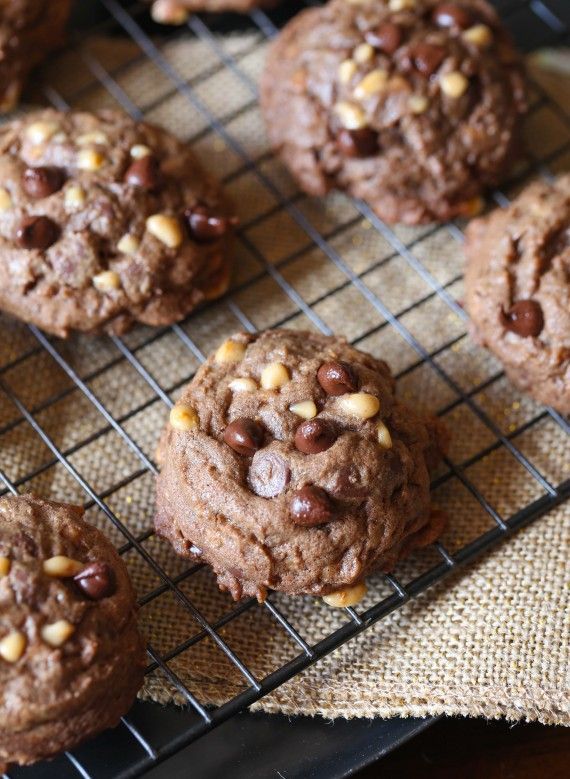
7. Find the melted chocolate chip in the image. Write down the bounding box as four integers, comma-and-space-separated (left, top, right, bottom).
17, 216, 60, 250
330, 465, 367, 499
185, 204, 238, 244
432, 3, 473, 30
336, 128, 379, 158
503, 300, 544, 338
365, 22, 402, 54
223, 418, 264, 456
248, 450, 291, 497
22, 166, 65, 199
317, 361, 358, 396
294, 418, 336, 454
74, 562, 115, 600
124, 155, 161, 191
410, 43, 446, 77
290, 486, 335, 526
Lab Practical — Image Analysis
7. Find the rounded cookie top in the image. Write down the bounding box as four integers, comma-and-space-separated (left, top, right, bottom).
0, 109, 236, 337
260, 0, 526, 224
465, 174, 570, 414
155, 329, 447, 601
0, 1, 72, 113
0, 494, 145, 768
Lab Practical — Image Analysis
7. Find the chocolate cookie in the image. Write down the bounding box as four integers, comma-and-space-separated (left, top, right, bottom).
0, 109, 236, 337
260, 0, 527, 224
465, 175, 570, 414
0, 494, 145, 770
149, 0, 275, 22
155, 329, 448, 603
0, 1, 72, 113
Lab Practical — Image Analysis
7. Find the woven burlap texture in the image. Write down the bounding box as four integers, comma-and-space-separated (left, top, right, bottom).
0, 31, 568, 726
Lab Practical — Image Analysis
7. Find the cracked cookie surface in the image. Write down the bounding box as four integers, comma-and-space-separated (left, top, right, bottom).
155, 329, 448, 601
465, 175, 570, 413
0, 494, 145, 770
0, 109, 236, 337
261, 0, 527, 224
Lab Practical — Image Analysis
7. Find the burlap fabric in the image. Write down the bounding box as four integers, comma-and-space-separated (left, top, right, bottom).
0, 27, 568, 726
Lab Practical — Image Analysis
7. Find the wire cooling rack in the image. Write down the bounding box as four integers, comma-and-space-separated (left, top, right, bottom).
1, 0, 569, 776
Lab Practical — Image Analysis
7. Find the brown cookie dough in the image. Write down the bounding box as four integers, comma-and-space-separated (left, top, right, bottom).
0, 109, 236, 337
465, 175, 570, 414
0, 1, 72, 113
0, 494, 146, 770
155, 329, 448, 602
149, 0, 276, 22
260, 0, 527, 224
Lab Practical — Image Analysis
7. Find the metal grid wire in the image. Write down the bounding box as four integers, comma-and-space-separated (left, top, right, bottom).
1, 0, 569, 776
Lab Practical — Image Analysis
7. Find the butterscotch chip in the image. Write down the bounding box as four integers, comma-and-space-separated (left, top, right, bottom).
130, 144, 152, 158
338, 59, 357, 84
439, 71, 469, 98
0, 630, 27, 663
0, 556, 11, 576
154, 329, 448, 601
117, 234, 140, 255
260, 0, 526, 224
354, 69, 388, 99
41, 620, 76, 648
0, 108, 235, 337
43, 556, 84, 578
289, 400, 317, 419
376, 420, 393, 449
0, 494, 145, 767
337, 392, 380, 419
169, 403, 199, 431
77, 148, 105, 171
215, 339, 246, 364
323, 582, 367, 608
93, 271, 121, 292
228, 377, 258, 393
64, 184, 86, 210
334, 101, 367, 130
77, 131, 108, 146
260, 362, 290, 390
146, 214, 183, 248
0, 188, 12, 211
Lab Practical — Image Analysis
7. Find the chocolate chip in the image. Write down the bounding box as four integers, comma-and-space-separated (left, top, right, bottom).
184, 204, 238, 244
503, 300, 544, 338
223, 418, 264, 456
22, 166, 65, 199
124, 155, 161, 191
17, 216, 60, 250
317, 361, 358, 396
410, 43, 446, 77
432, 3, 473, 30
248, 450, 291, 497
294, 419, 336, 454
365, 22, 402, 54
290, 486, 335, 526
73, 562, 115, 600
336, 128, 379, 158
330, 465, 367, 499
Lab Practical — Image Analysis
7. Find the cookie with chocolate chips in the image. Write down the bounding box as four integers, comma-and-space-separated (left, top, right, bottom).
0, 109, 236, 337
260, 0, 527, 224
155, 329, 448, 603
0, 494, 145, 770
465, 175, 570, 413
0, 1, 72, 113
